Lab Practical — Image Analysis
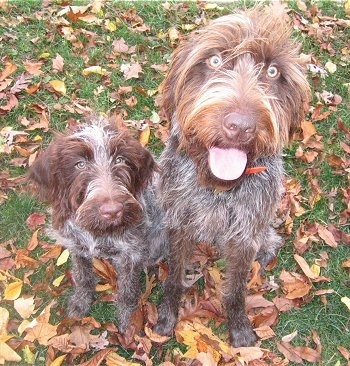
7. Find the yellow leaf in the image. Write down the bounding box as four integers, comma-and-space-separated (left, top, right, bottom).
39, 52, 50, 59
14, 297, 35, 319
341, 297, 350, 311
22, 344, 35, 364
49, 80, 66, 95
52, 275, 65, 287
105, 20, 117, 32
0, 308, 9, 336
310, 264, 321, 277
95, 283, 112, 292
56, 248, 70, 266
106, 351, 140, 366
346, 0, 350, 15
139, 126, 150, 146
18, 320, 31, 336
49, 354, 66, 366
0, 341, 22, 363
325, 61, 337, 74
82, 66, 107, 76
4, 281, 23, 300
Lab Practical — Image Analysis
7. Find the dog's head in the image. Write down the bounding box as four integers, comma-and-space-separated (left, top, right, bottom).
29, 118, 156, 234
161, 6, 310, 188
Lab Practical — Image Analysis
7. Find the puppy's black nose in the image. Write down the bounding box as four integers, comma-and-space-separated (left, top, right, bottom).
223, 112, 256, 142
99, 202, 123, 219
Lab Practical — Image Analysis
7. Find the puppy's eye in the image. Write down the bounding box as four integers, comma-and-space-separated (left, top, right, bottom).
208, 55, 222, 68
75, 161, 86, 170
267, 65, 279, 79
115, 156, 126, 165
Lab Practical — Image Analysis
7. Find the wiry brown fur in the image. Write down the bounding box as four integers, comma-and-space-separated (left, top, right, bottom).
154, 6, 309, 347
29, 117, 167, 332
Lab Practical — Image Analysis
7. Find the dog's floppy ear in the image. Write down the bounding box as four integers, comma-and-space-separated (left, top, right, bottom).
28, 142, 57, 203
136, 147, 157, 193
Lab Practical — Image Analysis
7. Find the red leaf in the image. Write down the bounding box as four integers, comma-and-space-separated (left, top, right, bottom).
26, 212, 46, 230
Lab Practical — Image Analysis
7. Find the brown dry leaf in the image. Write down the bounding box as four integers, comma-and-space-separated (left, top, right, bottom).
144, 325, 171, 343
106, 351, 140, 366
301, 120, 317, 143
77, 349, 112, 366
293, 254, 319, 280
276, 341, 303, 363
317, 225, 338, 247
279, 270, 312, 299
10, 73, 33, 94
0, 94, 18, 113
121, 62, 143, 80
293, 346, 322, 363
14, 296, 35, 319
0, 62, 17, 81
24, 322, 58, 345
254, 325, 276, 340
26, 212, 46, 230
27, 229, 39, 251
53, 54, 64, 72
24, 61, 44, 76
112, 38, 130, 53
338, 346, 350, 360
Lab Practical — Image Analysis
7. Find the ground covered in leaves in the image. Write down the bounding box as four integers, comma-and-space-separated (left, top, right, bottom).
0, 1, 349, 365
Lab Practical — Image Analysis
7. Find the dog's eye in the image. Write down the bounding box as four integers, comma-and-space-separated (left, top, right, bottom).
208, 55, 222, 68
75, 161, 86, 170
115, 156, 126, 165
266, 65, 279, 79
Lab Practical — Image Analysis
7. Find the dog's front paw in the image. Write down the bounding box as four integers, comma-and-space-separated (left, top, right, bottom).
67, 292, 92, 318
229, 322, 257, 347
153, 302, 177, 336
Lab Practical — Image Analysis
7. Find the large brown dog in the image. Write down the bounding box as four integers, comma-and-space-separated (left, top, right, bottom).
154, 6, 309, 347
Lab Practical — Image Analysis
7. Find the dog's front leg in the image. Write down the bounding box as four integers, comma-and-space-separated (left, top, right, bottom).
223, 243, 258, 347
112, 257, 143, 334
154, 229, 192, 336
67, 253, 95, 318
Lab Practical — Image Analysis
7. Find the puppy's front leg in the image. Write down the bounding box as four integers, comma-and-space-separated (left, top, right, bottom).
112, 257, 143, 333
67, 253, 96, 318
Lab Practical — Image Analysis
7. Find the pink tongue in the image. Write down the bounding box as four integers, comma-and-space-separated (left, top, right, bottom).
208, 147, 247, 181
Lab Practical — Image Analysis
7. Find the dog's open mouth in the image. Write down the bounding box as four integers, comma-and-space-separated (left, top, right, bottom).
208, 147, 247, 181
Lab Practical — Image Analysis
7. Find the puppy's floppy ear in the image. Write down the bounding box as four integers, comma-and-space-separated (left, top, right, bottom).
28, 142, 57, 203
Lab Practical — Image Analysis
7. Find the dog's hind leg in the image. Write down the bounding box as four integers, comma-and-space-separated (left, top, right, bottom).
67, 253, 96, 318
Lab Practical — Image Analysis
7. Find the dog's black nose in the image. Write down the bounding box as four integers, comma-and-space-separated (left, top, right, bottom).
223, 112, 256, 142
99, 202, 123, 219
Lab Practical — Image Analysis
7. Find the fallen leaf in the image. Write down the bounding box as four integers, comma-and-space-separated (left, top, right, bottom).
294, 254, 319, 280
324, 61, 337, 74
56, 248, 70, 266
120, 62, 142, 80
14, 296, 35, 319
279, 270, 312, 299
49, 80, 66, 95
53, 54, 64, 72
341, 297, 350, 311
4, 281, 23, 300
318, 225, 338, 248
82, 66, 108, 76
24, 322, 58, 346
0, 62, 17, 81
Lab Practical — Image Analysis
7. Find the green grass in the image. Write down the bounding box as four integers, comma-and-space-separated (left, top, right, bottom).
0, 1, 349, 365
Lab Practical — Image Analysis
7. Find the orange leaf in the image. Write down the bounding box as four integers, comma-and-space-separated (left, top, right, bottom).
27, 229, 39, 251
0, 62, 17, 81
279, 270, 311, 299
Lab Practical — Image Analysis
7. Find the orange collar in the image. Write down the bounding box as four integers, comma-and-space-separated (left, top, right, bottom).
245, 166, 267, 174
